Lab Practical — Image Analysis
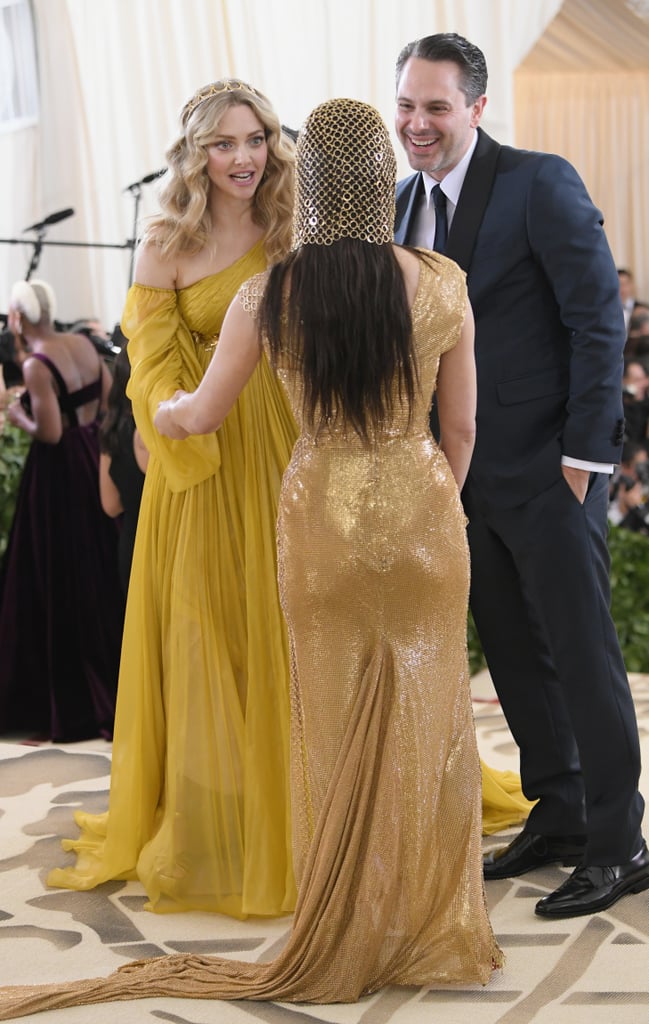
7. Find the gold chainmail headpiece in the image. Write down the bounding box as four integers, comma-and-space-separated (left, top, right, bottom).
182, 79, 262, 123
292, 98, 396, 247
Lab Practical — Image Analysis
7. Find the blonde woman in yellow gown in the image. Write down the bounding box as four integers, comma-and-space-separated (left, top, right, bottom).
46, 80, 298, 917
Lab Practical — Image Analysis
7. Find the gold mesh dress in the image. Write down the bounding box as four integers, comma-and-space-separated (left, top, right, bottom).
0, 99, 502, 1020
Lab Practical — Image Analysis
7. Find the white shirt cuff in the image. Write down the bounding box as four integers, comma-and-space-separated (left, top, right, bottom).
561, 456, 614, 474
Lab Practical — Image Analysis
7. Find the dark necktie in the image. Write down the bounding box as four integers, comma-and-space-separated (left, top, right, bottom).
432, 184, 448, 254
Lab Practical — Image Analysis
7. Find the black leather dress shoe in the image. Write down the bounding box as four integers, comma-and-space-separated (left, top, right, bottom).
483, 830, 586, 880
535, 841, 649, 918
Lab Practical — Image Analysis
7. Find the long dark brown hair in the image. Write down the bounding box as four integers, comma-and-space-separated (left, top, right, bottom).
260, 239, 418, 439
99, 346, 134, 457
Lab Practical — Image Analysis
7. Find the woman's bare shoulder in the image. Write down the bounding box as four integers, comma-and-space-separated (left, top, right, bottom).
134, 239, 178, 289
392, 244, 424, 308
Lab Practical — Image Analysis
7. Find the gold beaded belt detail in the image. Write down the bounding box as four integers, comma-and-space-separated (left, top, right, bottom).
191, 330, 219, 352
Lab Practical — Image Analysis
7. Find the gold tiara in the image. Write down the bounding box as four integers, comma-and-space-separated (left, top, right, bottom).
183, 79, 261, 120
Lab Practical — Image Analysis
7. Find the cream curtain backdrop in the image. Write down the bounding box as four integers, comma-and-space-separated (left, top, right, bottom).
515, 71, 649, 300
515, 0, 649, 303
1, 0, 561, 329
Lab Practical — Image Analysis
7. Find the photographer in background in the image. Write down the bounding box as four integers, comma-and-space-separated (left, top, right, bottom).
618, 268, 649, 335
609, 440, 649, 536
69, 317, 121, 364
626, 309, 649, 360
622, 357, 649, 445
0, 315, 23, 390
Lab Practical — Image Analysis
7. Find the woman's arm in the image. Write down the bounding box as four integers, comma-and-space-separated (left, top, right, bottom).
133, 428, 149, 473
6, 357, 62, 443
99, 360, 114, 415
99, 452, 124, 517
122, 247, 223, 493
436, 300, 476, 491
155, 293, 262, 439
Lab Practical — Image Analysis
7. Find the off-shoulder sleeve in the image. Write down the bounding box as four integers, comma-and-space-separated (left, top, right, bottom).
122, 284, 221, 493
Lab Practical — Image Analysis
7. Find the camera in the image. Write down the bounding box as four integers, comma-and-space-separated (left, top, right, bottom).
0, 328, 23, 388
621, 459, 649, 534
618, 473, 638, 493
635, 461, 649, 487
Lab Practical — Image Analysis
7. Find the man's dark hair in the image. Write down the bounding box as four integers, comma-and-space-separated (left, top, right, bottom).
396, 32, 488, 104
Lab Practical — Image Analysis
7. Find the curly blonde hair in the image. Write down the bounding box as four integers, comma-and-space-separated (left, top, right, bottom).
144, 79, 295, 264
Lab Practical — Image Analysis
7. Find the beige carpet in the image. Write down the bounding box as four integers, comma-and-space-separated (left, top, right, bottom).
1, 671, 648, 1024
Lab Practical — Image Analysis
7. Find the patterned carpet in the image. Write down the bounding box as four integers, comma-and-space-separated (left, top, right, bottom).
1, 671, 647, 1024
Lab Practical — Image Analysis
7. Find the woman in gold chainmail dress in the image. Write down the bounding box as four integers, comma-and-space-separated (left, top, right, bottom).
0, 97, 504, 1019
45, 80, 298, 918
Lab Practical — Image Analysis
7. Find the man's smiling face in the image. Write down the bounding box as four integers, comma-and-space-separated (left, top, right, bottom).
395, 57, 486, 180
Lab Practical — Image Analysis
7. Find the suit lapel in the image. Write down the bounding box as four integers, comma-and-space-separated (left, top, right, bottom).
446, 129, 501, 273
395, 174, 424, 245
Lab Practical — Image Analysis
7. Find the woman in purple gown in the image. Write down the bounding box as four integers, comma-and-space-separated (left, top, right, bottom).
0, 279, 123, 742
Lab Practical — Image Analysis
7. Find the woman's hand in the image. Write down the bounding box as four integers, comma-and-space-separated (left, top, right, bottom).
154, 390, 190, 439
5, 396, 29, 432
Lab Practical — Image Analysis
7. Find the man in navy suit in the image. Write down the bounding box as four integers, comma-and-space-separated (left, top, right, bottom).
394, 32, 648, 918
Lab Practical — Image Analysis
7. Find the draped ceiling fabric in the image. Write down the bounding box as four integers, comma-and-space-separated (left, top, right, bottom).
515, 0, 649, 300
6, 1, 649, 323
1, 0, 561, 328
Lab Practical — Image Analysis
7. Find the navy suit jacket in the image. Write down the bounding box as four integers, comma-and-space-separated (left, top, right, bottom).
395, 128, 626, 509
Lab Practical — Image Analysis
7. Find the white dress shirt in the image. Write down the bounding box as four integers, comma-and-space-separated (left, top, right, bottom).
410, 134, 478, 249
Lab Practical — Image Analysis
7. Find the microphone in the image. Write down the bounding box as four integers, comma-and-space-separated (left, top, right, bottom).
141, 169, 165, 185
23, 208, 75, 232
123, 169, 166, 192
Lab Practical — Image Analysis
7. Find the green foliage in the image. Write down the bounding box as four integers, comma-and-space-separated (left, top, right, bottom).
468, 525, 649, 675
608, 524, 649, 672
467, 608, 487, 676
0, 421, 31, 559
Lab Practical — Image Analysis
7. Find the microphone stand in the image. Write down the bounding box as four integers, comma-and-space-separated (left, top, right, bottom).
0, 236, 136, 287
122, 169, 165, 284
124, 182, 143, 287
24, 229, 45, 280
1, 172, 161, 288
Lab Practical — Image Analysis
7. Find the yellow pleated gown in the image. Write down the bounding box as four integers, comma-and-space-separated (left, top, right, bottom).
47, 240, 298, 916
